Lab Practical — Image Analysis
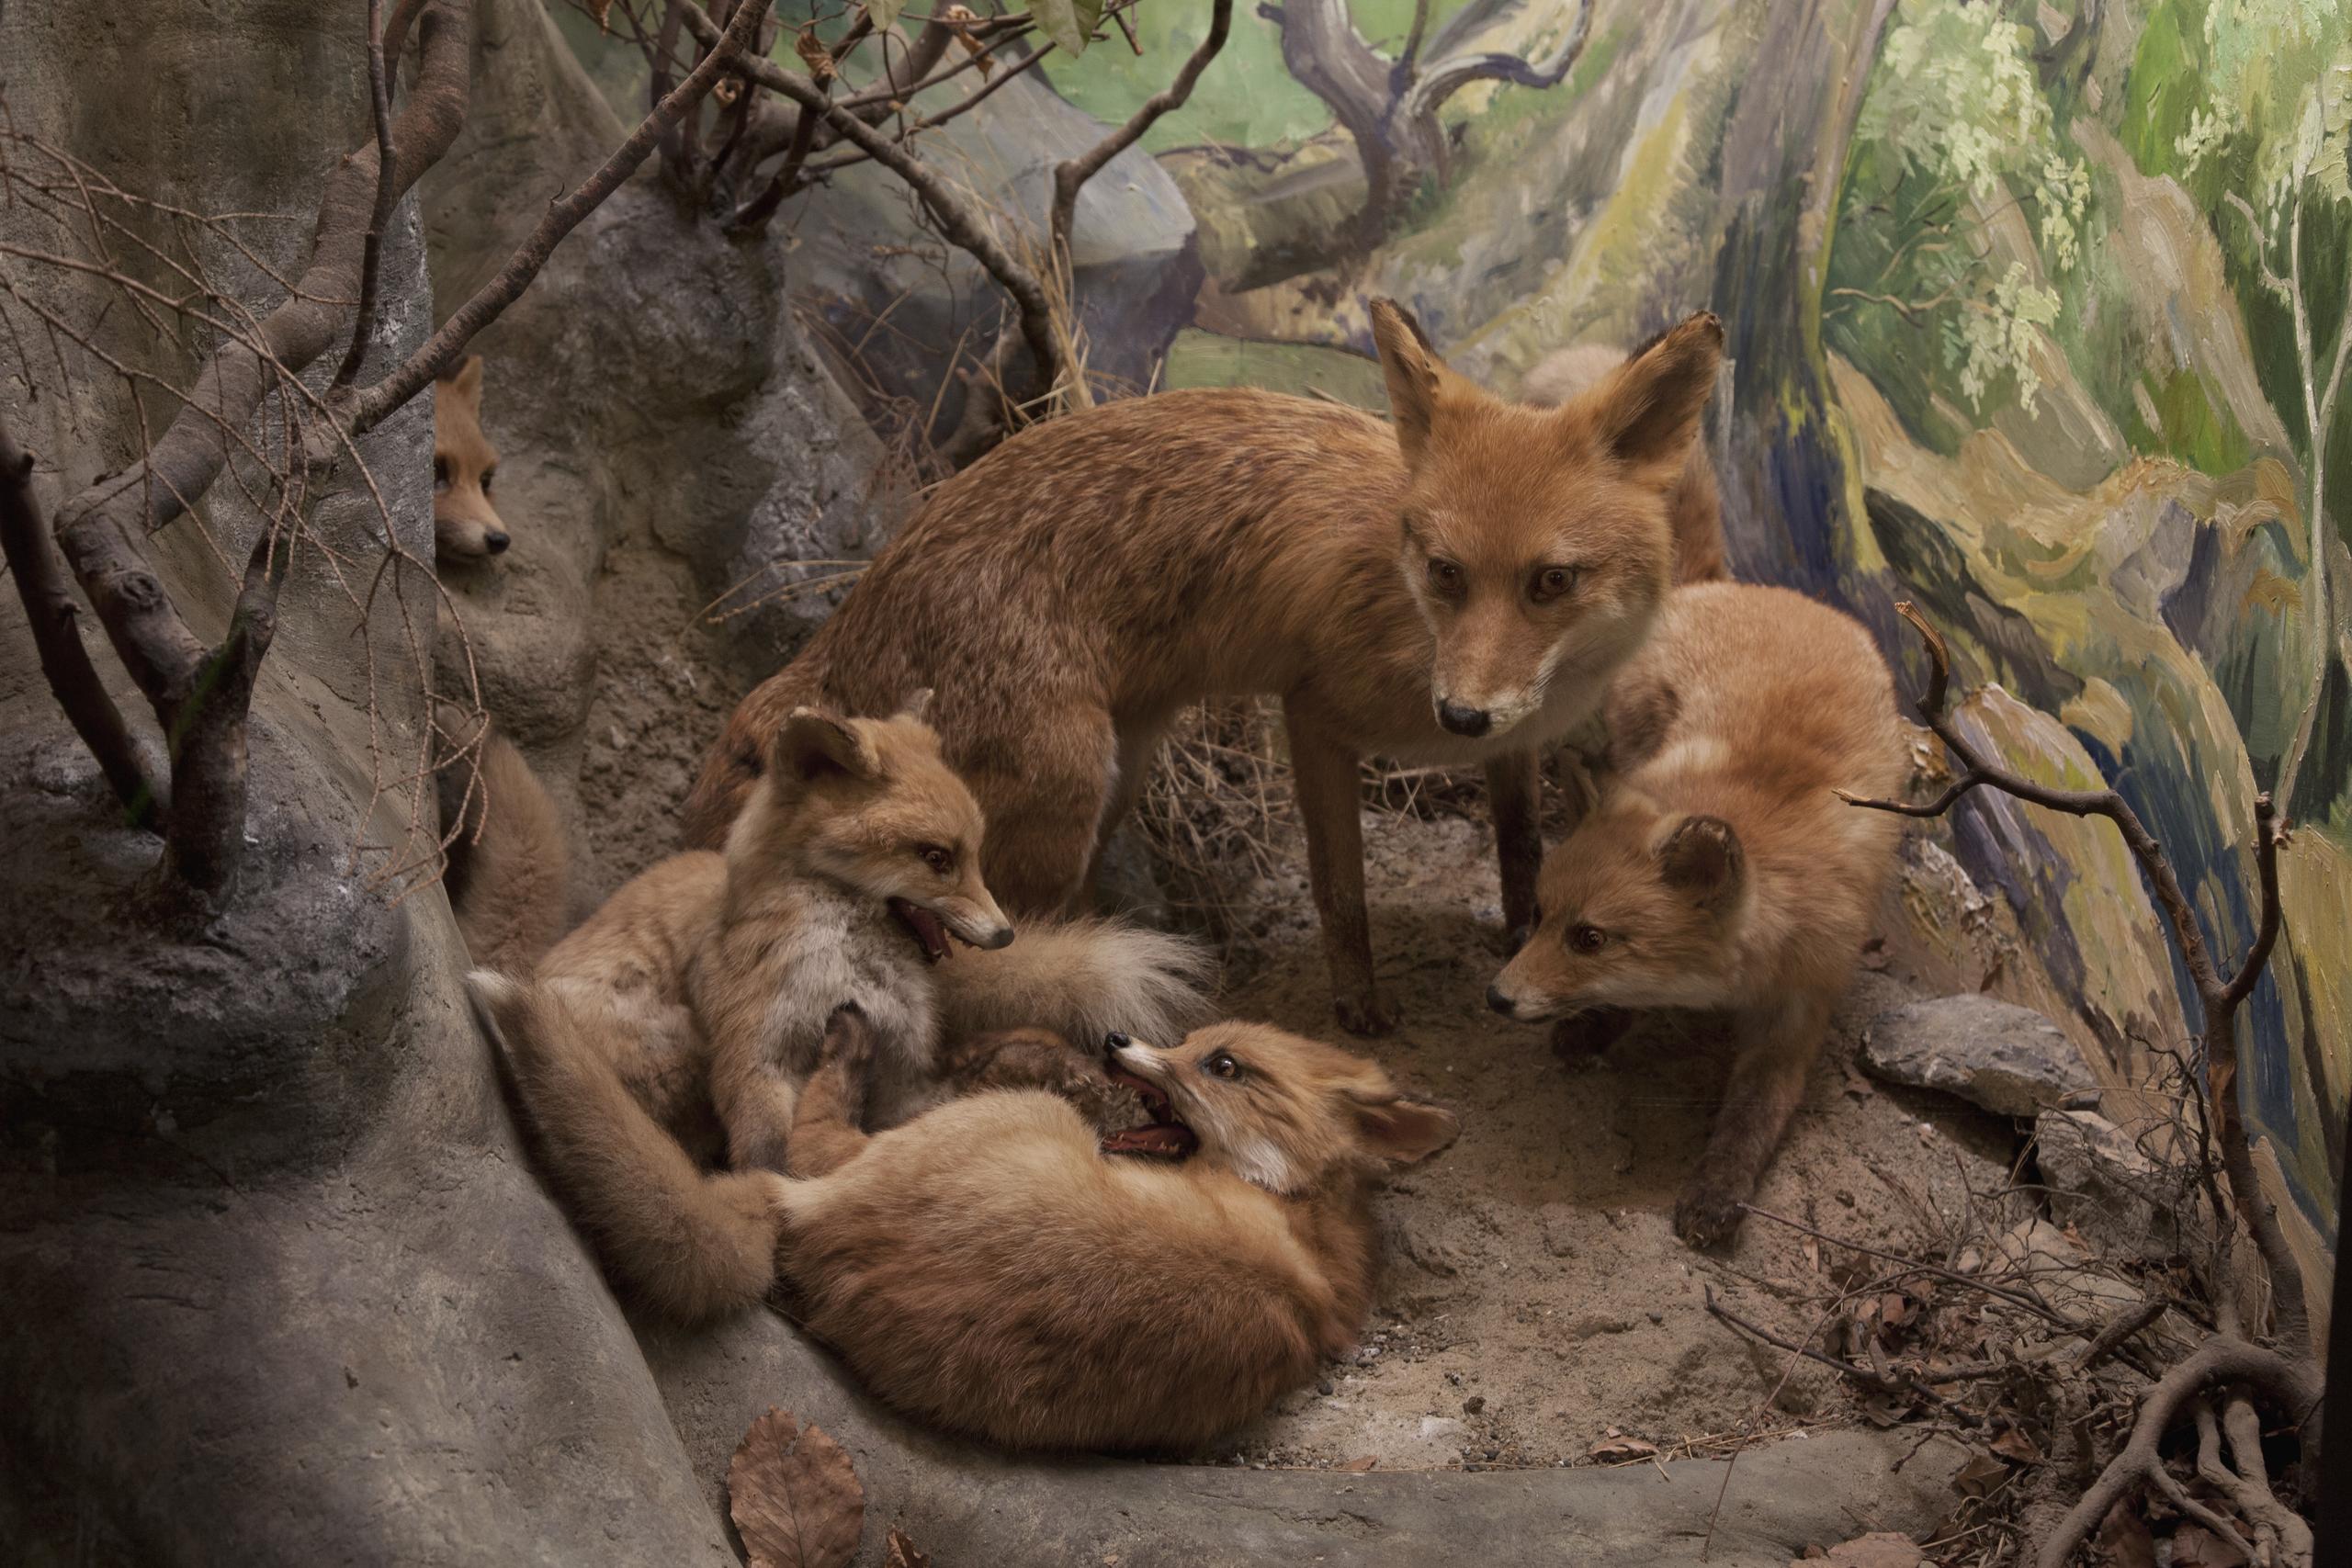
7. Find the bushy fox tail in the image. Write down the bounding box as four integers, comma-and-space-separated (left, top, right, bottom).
465, 970, 784, 1324
436, 705, 572, 976
931, 917, 1216, 1050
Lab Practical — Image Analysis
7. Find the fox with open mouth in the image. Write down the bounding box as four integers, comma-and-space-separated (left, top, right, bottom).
511, 695, 1211, 1182
471, 984, 1458, 1450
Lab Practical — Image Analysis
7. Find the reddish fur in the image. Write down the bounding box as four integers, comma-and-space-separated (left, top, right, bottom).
435, 702, 571, 976
1489, 582, 1905, 1247
433, 355, 507, 562
683, 309, 1725, 1033
474, 982, 1457, 1452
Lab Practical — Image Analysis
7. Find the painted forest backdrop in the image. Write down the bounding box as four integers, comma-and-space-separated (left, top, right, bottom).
564, 0, 2351, 1258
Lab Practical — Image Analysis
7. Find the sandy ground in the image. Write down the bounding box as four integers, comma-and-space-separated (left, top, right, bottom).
1201, 808, 2018, 1472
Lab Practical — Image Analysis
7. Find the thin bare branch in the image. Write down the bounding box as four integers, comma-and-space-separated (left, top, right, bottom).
0, 419, 163, 826
332, 0, 401, 391
1048, 0, 1232, 265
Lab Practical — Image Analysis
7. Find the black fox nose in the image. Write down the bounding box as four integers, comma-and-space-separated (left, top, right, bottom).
1105, 1032, 1131, 1051
1438, 700, 1491, 737
484, 531, 510, 554
1486, 985, 1514, 1015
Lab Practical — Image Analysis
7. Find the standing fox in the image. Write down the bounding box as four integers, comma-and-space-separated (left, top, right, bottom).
470, 979, 1457, 1450
1486, 581, 1904, 1248
518, 699, 1210, 1182
683, 304, 1727, 1034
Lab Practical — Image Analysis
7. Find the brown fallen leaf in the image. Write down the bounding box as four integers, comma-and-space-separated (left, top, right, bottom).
884, 1526, 933, 1568
2094, 1498, 2157, 1568
1804, 1532, 1921, 1568
729, 1406, 865, 1568
1340, 1454, 1378, 1472
1588, 1435, 1658, 1462
1952, 1450, 2010, 1498
1987, 1425, 2043, 1465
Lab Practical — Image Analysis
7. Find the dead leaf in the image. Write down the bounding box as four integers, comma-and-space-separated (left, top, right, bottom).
1802, 1237, 1823, 1272
1952, 1450, 2010, 1498
1340, 1454, 1378, 1472
2168, 1523, 2249, 1568
796, 28, 839, 85
1987, 1426, 2043, 1465
1878, 1292, 1914, 1328
729, 1406, 865, 1568
2093, 1498, 2156, 1568
1588, 1435, 1658, 1462
1807, 1533, 1922, 1568
1842, 1062, 1877, 1100
940, 4, 998, 76
588, 0, 613, 28
883, 1527, 932, 1568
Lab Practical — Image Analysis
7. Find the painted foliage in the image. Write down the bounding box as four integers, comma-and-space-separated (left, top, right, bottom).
1038, 0, 2348, 1241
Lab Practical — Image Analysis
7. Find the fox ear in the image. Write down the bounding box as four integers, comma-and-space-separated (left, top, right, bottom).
895, 686, 934, 723
774, 707, 882, 784
1584, 311, 1722, 471
1350, 1089, 1460, 1167
1657, 813, 1743, 906
1370, 299, 1456, 467
440, 353, 484, 406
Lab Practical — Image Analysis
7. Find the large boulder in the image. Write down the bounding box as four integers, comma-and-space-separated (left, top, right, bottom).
780, 56, 1203, 445
1861, 994, 2097, 1118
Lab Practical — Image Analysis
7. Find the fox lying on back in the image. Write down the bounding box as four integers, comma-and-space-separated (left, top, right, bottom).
472, 984, 1457, 1451
1488, 581, 1904, 1247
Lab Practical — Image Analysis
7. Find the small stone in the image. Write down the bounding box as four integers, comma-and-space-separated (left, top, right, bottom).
1860, 995, 2095, 1117
1317, 1380, 1335, 1397
1463, 1394, 1487, 1415
1646, 1311, 1664, 1325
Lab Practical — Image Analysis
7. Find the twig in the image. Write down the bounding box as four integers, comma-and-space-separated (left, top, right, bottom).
1702, 1287, 1980, 1426
331, 0, 400, 390
1737, 1203, 2079, 1331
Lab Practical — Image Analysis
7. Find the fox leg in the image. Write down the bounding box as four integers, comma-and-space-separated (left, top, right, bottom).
1083, 717, 1165, 910
1485, 750, 1542, 946
1674, 991, 1831, 1249
966, 707, 1114, 915
1284, 703, 1393, 1036
711, 1055, 799, 1177
786, 1008, 877, 1179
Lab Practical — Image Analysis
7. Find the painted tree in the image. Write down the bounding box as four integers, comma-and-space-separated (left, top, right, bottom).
1830, 0, 2092, 417
2179, 0, 2352, 821
1258, 0, 1591, 248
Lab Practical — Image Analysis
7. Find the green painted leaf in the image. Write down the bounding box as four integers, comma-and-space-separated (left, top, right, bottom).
864, 0, 906, 32
1033, 0, 1091, 56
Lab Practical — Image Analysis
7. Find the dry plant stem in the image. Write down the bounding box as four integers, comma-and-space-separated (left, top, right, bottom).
349, 0, 772, 433
2036, 1337, 2322, 1568
1842, 603, 2307, 1358
1738, 1203, 2078, 1331
1702, 1286, 1982, 1427
38, 0, 474, 897
332, 0, 400, 392
1047, 0, 1234, 263
0, 421, 163, 826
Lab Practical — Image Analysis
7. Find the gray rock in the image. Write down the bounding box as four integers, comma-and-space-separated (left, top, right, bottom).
1861, 994, 2095, 1117
2035, 1109, 2211, 1260
781, 63, 1203, 446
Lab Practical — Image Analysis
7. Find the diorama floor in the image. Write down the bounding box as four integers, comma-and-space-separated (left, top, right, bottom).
1198, 808, 2014, 1472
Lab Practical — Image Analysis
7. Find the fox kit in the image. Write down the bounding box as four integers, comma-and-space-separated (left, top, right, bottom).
1519, 338, 1725, 585
471, 978, 1457, 1451
683, 304, 1726, 1035
525, 700, 1210, 1176
433, 355, 508, 562
1487, 581, 1904, 1249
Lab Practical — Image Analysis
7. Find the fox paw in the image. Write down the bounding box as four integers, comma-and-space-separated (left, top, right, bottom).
1671, 1189, 1747, 1252
1333, 989, 1398, 1037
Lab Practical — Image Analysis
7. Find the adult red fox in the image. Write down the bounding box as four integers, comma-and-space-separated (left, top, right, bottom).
1487, 581, 1905, 1248
469, 980, 1457, 1451
683, 305, 1726, 1034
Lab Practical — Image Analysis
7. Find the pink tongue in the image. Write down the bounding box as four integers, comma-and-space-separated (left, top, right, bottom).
1102, 1124, 1196, 1157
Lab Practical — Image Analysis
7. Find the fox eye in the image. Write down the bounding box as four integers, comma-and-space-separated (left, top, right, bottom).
1568, 923, 1608, 953
433, 457, 450, 492
1426, 558, 1463, 594
916, 843, 954, 874
1531, 565, 1579, 604
481, 466, 495, 495
1204, 1051, 1244, 1080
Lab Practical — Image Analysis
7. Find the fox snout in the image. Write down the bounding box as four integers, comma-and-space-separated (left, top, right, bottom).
1437, 699, 1492, 738
935, 892, 1014, 951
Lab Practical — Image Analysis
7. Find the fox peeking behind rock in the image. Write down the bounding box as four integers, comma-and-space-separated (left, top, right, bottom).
433, 354, 508, 563
470, 982, 1456, 1451
683, 302, 1727, 1036
1487, 581, 1905, 1248
494, 697, 1211, 1199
